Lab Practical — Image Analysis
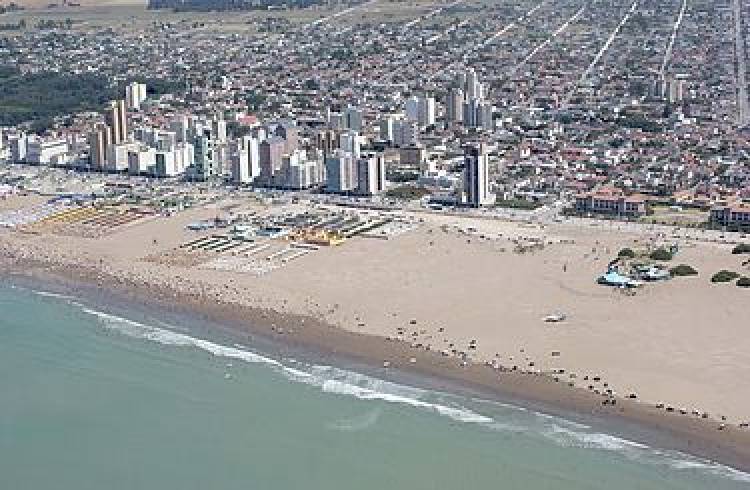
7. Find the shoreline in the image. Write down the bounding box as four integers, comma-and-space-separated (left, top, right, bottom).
4, 259, 750, 475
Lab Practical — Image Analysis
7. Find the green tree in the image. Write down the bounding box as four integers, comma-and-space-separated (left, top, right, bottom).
649, 248, 673, 261
711, 270, 740, 283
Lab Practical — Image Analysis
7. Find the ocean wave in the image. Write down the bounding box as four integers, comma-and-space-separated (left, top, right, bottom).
543, 425, 649, 452
78, 305, 492, 425
541, 425, 750, 483
319, 378, 493, 424
661, 454, 750, 483
530, 409, 592, 431
283, 364, 493, 424
32, 290, 76, 301
80, 307, 283, 369
327, 407, 383, 432
45, 298, 750, 484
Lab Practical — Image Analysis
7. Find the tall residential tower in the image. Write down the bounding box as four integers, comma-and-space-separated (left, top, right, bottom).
462, 143, 494, 207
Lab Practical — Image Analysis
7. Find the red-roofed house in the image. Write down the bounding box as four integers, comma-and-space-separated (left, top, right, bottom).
575, 187, 649, 217
710, 201, 750, 230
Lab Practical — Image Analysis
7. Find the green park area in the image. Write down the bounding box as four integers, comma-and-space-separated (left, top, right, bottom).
0, 65, 116, 132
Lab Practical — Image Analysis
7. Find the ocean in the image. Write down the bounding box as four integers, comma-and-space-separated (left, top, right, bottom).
0, 281, 748, 490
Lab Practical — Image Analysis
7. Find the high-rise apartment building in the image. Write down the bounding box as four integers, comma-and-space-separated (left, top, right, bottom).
464, 68, 483, 99
273, 122, 298, 154
325, 150, 357, 193
356, 152, 386, 196
316, 129, 339, 156
105, 100, 128, 144
338, 130, 360, 158
463, 143, 494, 207
477, 101, 494, 130
280, 150, 322, 190
405, 95, 436, 127
231, 137, 261, 185
452, 69, 492, 129
343, 105, 364, 132
392, 120, 419, 147
170, 115, 189, 143
446, 88, 464, 123
88, 125, 111, 169
259, 137, 285, 185
125, 82, 147, 110
379, 117, 395, 143
191, 134, 217, 180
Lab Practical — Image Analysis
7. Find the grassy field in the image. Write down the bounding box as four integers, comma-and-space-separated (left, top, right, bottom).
10, 0, 145, 7
1, 0, 480, 33
0, 67, 116, 130
640, 205, 709, 227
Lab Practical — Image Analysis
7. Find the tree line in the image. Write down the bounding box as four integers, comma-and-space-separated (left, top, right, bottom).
147, 0, 328, 11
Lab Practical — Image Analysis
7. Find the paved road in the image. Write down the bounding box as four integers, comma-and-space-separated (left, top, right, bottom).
565, 0, 639, 104
733, 0, 750, 127
659, 0, 688, 77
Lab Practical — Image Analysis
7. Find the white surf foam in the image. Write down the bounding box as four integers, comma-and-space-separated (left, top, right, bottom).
533, 411, 589, 428
63, 301, 750, 483
81, 307, 283, 369
544, 425, 649, 452
283, 364, 493, 424
542, 425, 750, 483
78, 306, 492, 425
661, 454, 750, 483
32, 290, 76, 301
319, 378, 493, 424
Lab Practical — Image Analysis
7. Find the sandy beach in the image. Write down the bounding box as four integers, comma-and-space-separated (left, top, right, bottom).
2, 194, 750, 470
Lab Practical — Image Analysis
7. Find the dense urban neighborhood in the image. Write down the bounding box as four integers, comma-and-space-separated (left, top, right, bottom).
1, 0, 750, 228
3, 2, 750, 485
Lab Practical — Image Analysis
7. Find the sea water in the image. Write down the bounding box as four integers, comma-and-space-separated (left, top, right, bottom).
0, 282, 748, 490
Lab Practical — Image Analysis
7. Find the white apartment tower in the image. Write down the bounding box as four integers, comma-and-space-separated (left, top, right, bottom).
465, 68, 483, 99
421, 96, 436, 127
405, 95, 436, 127
338, 130, 361, 158
105, 100, 128, 144
88, 125, 110, 169
446, 88, 464, 123
463, 143, 494, 207
231, 137, 260, 185
379, 116, 395, 142
125, 82, 147, 110
325, 150, 357, 193
170, 115, 189, 143
453, 69, 492, 129
356, 152, 386, 196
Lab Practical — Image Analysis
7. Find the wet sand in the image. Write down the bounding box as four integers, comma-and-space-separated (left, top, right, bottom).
1, 196, 750, 471
4, 262, 750, 475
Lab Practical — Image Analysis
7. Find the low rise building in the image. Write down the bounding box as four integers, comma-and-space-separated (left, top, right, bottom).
575, 188, 649, 217
710, 201, 750, 230
26, 138, 68, 165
